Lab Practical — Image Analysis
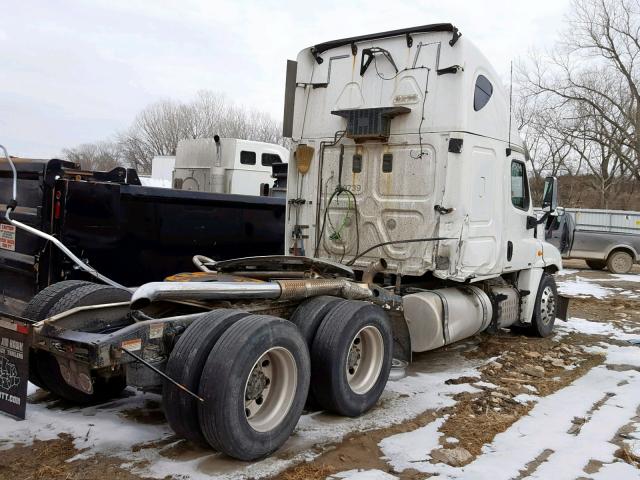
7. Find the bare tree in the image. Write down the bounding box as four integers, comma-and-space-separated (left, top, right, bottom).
62, 141, 123, 171
520, 0, 640, 178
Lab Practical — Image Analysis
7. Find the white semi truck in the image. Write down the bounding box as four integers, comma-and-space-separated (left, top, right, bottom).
1, 23, 566, 461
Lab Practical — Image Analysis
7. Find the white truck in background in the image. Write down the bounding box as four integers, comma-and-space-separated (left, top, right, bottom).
4, 23, 568, 462
172, 137, 289, 196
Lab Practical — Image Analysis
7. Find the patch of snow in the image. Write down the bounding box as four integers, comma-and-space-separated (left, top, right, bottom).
445, 437, 459, 444
379, 417, 446, 471
472, 381, 497, 389
512, 394, 539, 404
523, 384, 538, 393
379, 343, 640, 480
26, 382, 37, 396
556, 278, 613, 299
329, 469, 398, 480
589, 461, 640, 479
611, 274, 640, 283
555, 269, 578, 276
557, 317, 640, 342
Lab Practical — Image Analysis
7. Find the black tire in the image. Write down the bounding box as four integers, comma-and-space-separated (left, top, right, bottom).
289, 296, 345, 348
198, 315, 310, 460
606, 250, 634, 274
585, 259, 606, 270
311, 301, 392, 417
22, 280, 93, 322
530, 273, 558, 338
38, 283, 131, 403
22, 280, 94, 388
163, 309, 248, 446
46, 283, 131, 318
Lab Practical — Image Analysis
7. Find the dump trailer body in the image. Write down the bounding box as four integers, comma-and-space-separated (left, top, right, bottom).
0, 159, 286, 309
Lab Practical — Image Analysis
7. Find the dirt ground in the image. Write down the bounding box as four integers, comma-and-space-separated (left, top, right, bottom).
1, 259, 639, 480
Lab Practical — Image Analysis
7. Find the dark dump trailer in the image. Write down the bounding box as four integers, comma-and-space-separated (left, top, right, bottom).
0, 158, 285, 312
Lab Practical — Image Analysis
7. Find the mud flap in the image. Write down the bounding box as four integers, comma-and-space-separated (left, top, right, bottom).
557, 295, 570, 322
0, 316, 31, 419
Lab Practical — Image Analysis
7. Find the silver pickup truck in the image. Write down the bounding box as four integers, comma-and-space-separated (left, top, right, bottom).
545, 208, 640, 274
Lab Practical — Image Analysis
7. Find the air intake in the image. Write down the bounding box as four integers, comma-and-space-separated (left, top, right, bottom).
331, 107, 410, 141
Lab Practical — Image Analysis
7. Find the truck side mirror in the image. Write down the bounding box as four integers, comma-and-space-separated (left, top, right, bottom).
542, 176, 558, 213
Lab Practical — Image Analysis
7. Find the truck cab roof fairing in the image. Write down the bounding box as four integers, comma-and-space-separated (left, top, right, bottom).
310, 23, 461, 62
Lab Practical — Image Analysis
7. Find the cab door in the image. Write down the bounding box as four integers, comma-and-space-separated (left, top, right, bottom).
502, 159, 538, 271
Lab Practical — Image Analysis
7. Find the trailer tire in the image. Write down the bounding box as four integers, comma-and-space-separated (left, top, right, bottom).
46, 283, 131, 319
163, 309, 248, 446
21, 280, 94, 388
585, 259, 606, 270
289, 296, 345, 348
198, 315, 310, 460
530, 273, 557, 338
22, 280, 94, 322
38, 283, 131, 403
311, 301, 392, 417
606, 250, 634, 274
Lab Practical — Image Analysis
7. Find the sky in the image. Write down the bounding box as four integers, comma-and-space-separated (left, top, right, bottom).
1, 0, 572, 158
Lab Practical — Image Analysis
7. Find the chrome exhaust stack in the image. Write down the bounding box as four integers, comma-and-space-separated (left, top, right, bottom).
130, 278, 372, 309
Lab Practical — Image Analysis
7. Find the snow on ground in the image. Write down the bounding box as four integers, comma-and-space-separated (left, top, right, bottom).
556, 277, 615, 299
328, 469, 398, 479
556, 269, 579, 276
0, 345, 487, 480
556, 317, 640, 340
378, 317, 640, 479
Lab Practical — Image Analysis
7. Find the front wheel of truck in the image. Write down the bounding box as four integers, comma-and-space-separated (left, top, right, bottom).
198, 315, 310, 461
530, 274, 558, 338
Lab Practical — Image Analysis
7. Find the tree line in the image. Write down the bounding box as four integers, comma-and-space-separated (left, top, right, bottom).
63, 91, 284, 174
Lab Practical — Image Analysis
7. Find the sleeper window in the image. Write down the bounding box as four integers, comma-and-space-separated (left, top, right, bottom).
511, 160, 530, 210
240, 151, 256, 165
474, 75, 493, 111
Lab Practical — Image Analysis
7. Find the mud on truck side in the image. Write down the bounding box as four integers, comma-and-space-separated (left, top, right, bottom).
3, 23, 568, 461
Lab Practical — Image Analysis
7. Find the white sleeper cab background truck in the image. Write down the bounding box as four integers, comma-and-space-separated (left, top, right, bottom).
0, 23, 567, 462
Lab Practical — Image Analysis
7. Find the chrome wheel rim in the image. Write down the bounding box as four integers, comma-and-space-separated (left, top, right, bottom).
539, 286, 556, 325
345, 326, 384, 394
243, 347, 297, 432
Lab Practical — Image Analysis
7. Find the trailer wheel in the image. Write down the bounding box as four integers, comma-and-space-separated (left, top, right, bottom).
585, 259, 606, 270
289, 296, 345, 348
22, 280, 94, 388
38, 283, 131, 403
163, 309, 248, 446
198, 315, 310, 460
530, 273, 558, 338
310, 301, 392, 417
46, 283, 131, 318
607, 250, 634, 274
22, 280, 94, 322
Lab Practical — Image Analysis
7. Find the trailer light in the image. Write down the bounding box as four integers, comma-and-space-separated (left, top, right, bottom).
295, 145, 314, 174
